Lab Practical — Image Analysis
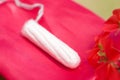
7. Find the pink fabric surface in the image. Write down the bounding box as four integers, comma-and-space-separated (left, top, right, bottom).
0, 0, 104, 80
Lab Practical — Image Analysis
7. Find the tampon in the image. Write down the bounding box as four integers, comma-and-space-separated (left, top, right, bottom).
21, 19, 81, 69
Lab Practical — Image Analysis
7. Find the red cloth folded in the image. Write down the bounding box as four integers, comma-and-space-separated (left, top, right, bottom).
0, 0, 104, 80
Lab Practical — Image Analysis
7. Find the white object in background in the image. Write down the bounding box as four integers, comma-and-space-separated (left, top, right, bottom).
22, 19, 81, 69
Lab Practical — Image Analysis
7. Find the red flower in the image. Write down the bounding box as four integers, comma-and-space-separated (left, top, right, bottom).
95, 63, 120, 80
88, 33, 120, 68
103, 35, 120, 61
103, 9, 120, 51
103, 9, 120, 33
88, 9, 120, 80
108, 31, 120, 51
88, 48, 101, 68
88, 33, 107, 68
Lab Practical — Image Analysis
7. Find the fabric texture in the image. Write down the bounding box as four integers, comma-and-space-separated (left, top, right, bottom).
0, 0, 104, 80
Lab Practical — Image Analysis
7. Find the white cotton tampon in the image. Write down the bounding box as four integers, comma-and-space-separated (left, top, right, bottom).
21, 19, 81, 69
15, 0, 80, 69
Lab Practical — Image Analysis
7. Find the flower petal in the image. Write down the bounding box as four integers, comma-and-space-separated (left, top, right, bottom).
103, 24, 118, 32
110, 31, 120, 51
113, 9, 120, 20
88, 48, 101, 68
105, 15, 119, 24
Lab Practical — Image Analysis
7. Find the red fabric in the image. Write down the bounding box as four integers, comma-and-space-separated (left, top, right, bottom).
0, 0, 104, 80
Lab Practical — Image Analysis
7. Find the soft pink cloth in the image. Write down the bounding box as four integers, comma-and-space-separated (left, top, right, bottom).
0, 0, 104, 80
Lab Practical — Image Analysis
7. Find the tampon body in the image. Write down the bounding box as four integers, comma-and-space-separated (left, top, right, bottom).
21, 19, 81, 69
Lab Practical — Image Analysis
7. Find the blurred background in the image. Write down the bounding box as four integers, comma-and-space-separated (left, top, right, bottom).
75, 0, 120, 20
